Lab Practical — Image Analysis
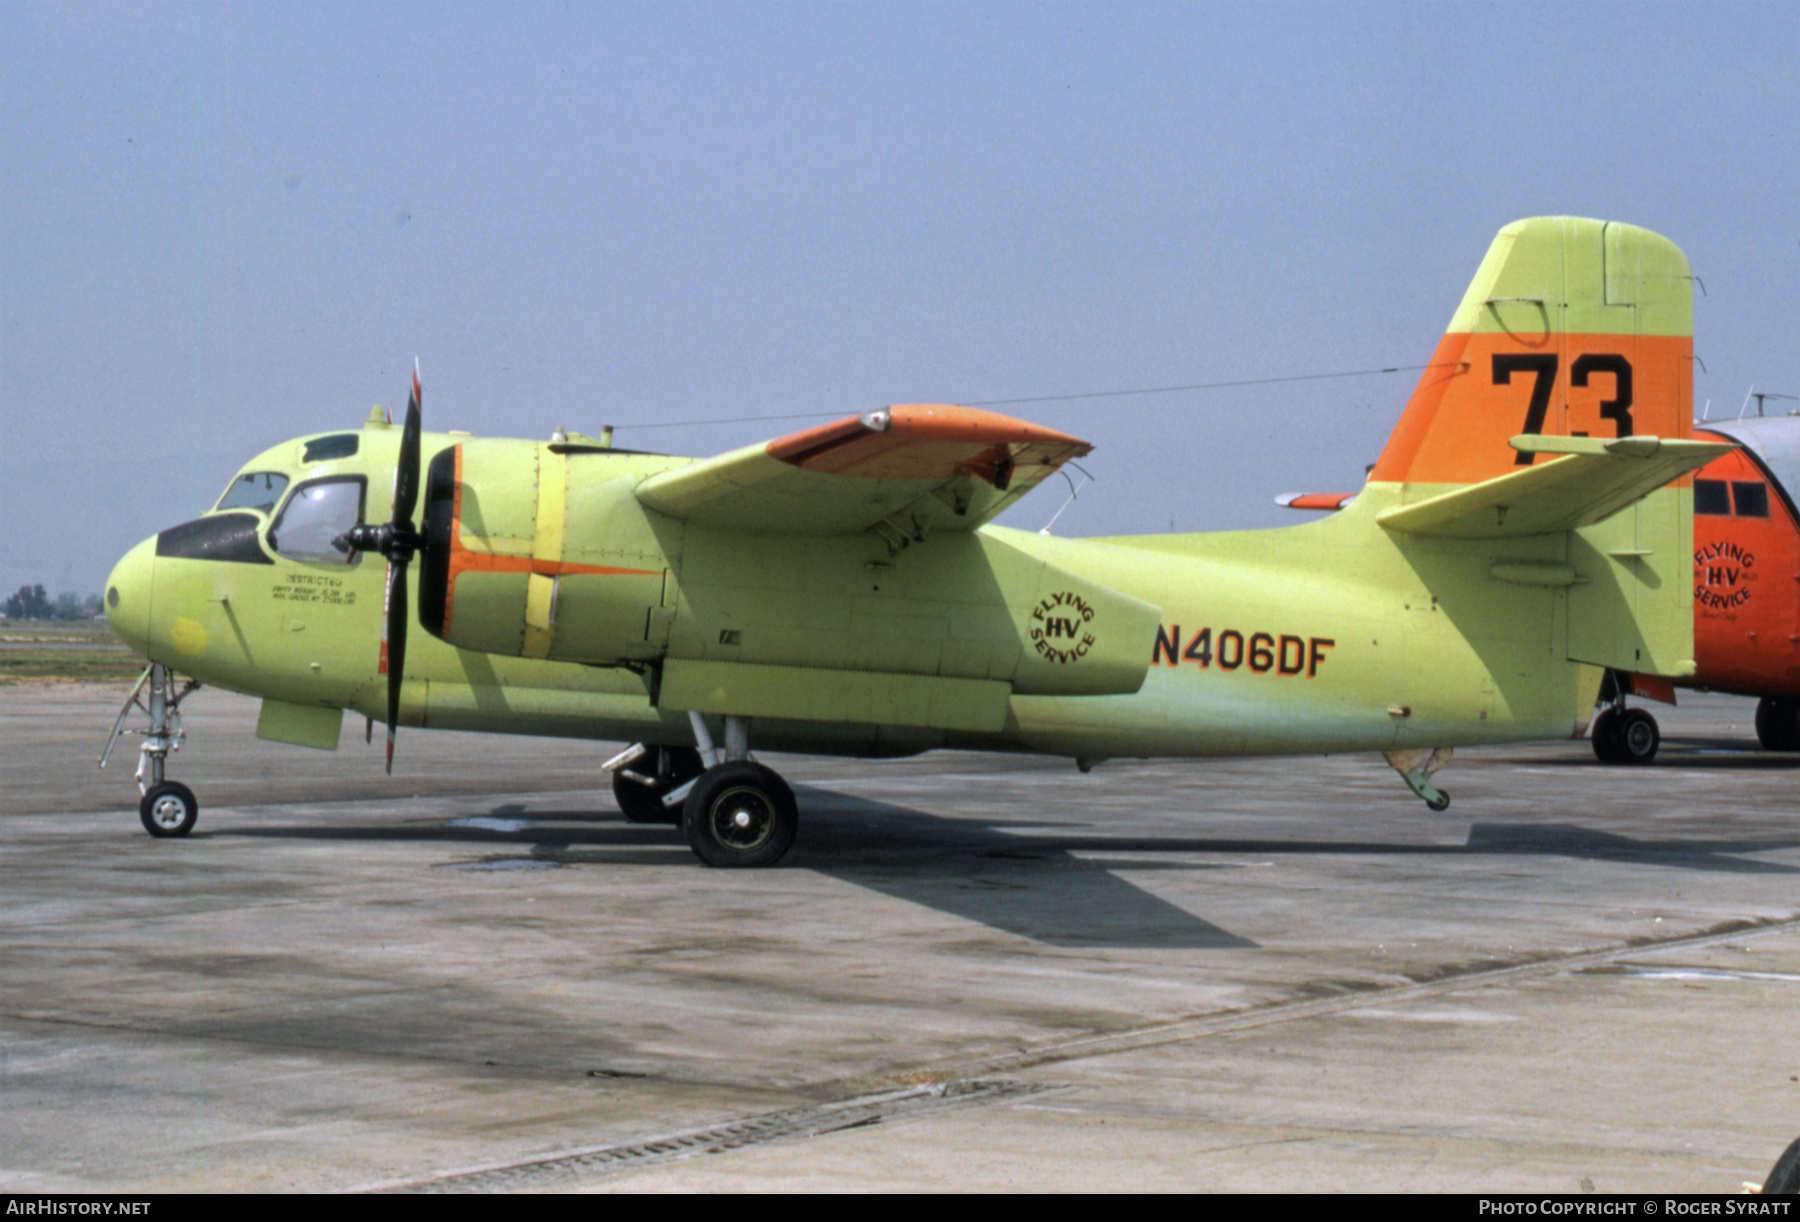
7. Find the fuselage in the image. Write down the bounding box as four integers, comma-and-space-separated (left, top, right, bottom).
1687, 418, 1800, 699
105, 416, 1608, 764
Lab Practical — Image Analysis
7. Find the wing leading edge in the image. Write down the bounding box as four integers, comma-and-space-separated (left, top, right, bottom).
634, 404, 1091, 536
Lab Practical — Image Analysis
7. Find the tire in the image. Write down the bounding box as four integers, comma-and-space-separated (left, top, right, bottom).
139, 781, 198, 838
681, 761, 798, 868
1590, 708, 1623, 764
612, 746, 705, 824
1766, 1134, 1800, 1194
1756, 698, 1800, 752
1616, 708, 1660, 765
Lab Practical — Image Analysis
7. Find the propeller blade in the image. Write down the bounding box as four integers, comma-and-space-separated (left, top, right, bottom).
385, 559, 408, 775
393, 359, 422, 529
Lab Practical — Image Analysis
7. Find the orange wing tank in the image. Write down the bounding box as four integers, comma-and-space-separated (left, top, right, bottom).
1689, 420, 1800, 700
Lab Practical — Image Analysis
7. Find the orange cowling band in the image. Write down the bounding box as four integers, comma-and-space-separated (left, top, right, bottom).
439, 446, 656, 637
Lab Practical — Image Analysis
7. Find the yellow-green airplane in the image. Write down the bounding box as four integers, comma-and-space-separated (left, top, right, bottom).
100, 217, 1727, 867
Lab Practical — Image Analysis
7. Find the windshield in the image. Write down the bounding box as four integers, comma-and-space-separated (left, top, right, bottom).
269, 477, 366, 564
216, 472, 290, 514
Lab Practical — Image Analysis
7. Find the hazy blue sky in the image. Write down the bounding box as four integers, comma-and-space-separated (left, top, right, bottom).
4, 2, 1798, 595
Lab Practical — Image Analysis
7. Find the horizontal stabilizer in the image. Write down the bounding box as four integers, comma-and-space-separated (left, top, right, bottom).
1375, 435, 1733, 539
1275, 492, 1356, 511
635, 405, 1090, 535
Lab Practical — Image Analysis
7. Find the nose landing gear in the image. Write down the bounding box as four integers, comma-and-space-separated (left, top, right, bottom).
100, 662, 203, 837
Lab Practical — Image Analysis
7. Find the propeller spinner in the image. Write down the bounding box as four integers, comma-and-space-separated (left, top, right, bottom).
340, 361, 425, 773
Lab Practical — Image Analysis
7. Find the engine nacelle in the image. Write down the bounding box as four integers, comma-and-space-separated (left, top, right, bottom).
419, 440, 676, 664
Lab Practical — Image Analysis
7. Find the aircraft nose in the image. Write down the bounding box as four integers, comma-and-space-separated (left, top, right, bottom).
105, 537, 156, 657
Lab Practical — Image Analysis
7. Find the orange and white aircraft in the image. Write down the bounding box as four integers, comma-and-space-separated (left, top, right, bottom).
1282, 413, 1800, 763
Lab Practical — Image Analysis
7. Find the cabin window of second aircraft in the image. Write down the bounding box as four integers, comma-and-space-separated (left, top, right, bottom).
1695, 479, 1770, 519
268, 477, 366, 564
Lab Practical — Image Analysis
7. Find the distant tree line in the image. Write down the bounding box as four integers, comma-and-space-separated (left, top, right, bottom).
4, 585, 103, 620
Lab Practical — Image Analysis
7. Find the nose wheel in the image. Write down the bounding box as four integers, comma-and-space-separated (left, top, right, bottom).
140, 781, 199, 838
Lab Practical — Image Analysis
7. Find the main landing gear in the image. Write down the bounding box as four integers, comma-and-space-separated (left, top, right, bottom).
604, 713, 798, 867
604, 744, 705, 823
1755, 697, 1800, 753
100, 662, 203, 837
1590, 672, 1659, 765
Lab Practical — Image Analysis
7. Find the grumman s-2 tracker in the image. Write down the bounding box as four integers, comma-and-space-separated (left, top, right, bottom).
101, 217, 1727, 867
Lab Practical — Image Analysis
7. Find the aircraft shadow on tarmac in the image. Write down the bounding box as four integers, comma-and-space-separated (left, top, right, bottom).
1497, 738, 1800, 770
216, 782, 1800, 950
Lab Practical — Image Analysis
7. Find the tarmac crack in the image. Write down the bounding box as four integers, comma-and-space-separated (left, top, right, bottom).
906, 913, 1800, 1084
360, 1078, 1052, 1192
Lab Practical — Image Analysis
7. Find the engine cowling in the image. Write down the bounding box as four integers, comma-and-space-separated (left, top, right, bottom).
418, 440, 675, 664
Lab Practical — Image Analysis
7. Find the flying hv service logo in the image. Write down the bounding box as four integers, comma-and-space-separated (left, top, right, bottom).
1695, 540, 1754, 613
1031, 591, 1096, 664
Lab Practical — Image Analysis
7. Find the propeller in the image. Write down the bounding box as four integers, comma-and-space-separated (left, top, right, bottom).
340, 360, 425, 773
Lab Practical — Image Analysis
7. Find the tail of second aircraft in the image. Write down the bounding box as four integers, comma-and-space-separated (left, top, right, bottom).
1362, 217, 1726, 679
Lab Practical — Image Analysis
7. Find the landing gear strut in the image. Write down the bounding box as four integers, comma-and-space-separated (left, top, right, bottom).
100, 663, 203, 837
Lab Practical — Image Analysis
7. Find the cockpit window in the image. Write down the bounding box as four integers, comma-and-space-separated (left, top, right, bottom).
269, 477, 366, 564
303, 434, 360, 463
216, 472, 289, 514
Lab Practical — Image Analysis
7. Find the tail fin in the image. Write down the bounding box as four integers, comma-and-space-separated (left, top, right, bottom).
1370, 217, 1693, 489
1368, 218, 1703, 680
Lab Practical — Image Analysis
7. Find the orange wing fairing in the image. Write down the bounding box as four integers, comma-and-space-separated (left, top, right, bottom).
767, 404, 1091, 487
1370, 332, 1693, 486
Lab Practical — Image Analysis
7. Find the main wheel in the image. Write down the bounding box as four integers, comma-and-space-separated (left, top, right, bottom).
1590, 708, 1623, 763
139, 781, 198, 838
1756, 698, 1800, 752
612, 746, 705, 824
681, 761, 798, 868
1615, 708, 1660, 765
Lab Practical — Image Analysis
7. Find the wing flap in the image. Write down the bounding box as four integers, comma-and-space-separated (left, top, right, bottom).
1375, 435, 1733, 538
634, 405, 1091, 535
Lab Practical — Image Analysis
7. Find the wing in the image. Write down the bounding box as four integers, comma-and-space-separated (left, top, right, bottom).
634, 405, 1091, 535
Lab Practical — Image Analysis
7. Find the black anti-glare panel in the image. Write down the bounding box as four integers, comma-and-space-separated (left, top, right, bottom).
155, 513, 275, 565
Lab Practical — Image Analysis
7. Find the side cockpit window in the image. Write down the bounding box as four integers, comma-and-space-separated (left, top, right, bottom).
269, 477, 366, 564
216, 472, 289, 515
1694, 480, 1730, 516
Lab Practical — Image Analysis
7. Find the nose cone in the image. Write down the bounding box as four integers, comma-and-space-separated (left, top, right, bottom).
105, 537, 156, 656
